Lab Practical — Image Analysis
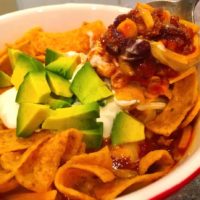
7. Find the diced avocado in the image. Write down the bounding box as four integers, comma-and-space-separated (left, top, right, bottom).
17, 103, 50, 137
45, 48, 63, 65
48, 95, 74, 109
9, 49, 44, 88
46, 71, 73, 98
82, 122, 103, 149
16, 71, 51, 104
111, 111, 145, 145
70, 62, 113, 104
46, 55, 80, 79
42, 102, 100, 130
0, 71, 12, 87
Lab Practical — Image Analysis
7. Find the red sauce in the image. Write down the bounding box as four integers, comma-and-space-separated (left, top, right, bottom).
101, 7, 195, 56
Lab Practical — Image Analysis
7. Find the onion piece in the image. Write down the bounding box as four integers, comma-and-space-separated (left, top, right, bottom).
136, 102, 166, 111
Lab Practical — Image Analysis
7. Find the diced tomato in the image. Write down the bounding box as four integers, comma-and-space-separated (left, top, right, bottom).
147, 77, 169, 96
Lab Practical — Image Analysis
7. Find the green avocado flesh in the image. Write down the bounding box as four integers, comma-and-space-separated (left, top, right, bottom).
0, 71, 12, 87
46, 71, 73, 98
45, 48, 63, 65
9, 49, 44, 88
82, 122, 103, 149
46, 55, 80, 79
111, 112, 145, 145
17, 103, 50, 137
70, 62, 113, 104
47, 95, 74, 109
16, 71, 51, 104
42, 102, 100, 130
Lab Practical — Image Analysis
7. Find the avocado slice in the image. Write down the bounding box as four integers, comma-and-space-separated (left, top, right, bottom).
111, 111, 145, 145
9, 49, 44, 88
45, 48, 63, 65
0, 71, 12, 88
17, 103, 50, 137
48, 95, 74, 109
16, 71, 51, 104
46, 55, 80, 79
46, 71, 73, 98
82, 122, 103, 149
42, 102, 100, 130
71, 62, 112, 104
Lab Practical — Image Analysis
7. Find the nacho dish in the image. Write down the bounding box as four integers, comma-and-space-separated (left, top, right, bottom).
0, 2, 200, 200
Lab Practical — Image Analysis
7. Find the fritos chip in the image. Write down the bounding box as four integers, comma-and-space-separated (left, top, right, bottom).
181, 96, 200, 128
56, 168, 97, 200
0, 133, 51, 193
0, 170, 15, 188
147, 71, 198, 136
67, 146, 113, 169
0, 168, 17, 194
178, 125, 192, 149
0, 129, 52, 154
0, 151, 23, 171
0, 178, 19, 193
2, 190, 57, 200
15, 130, 79, 192
62, 129, 85, 162
93, 172, 165, 200
55, 147, 114, 200
139, 150, 174, 175
0, 21, 105, 72
55, 166, 114, 200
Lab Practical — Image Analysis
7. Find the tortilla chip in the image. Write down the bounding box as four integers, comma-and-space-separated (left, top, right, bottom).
178, 125, 192, 149
0, 170, 15, 186
0, 151, 23, 171
94, 172, 165, 200
77, 142, 86, 155
181, 96, 200, 128
61, 129, 85, 162
67, 146, 113, 170
0, 178, 19, 193
15, 130, 76, 192
112, 168, 137, 179
3, 190, 57, 200
0, 27, 42, 75
138, 150, 174, 175
55, 165, 114, 200
57, 164, 114, 184
55, 146, 114, 200
0, 133, 51, 192
0, 129, 52, 154
0, 21, 105, 72
56, 168, 96, 200
169, 66, 196, 84
146, 71, 198, 136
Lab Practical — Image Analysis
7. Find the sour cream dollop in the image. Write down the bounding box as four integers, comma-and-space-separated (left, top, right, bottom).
97, 101, 121, 138
0, 87, 19, 128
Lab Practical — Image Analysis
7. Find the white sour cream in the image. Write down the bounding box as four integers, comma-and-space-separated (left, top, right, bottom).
114, 97, 139, 107
0, 87, 19, 128
97, 101, 121, 138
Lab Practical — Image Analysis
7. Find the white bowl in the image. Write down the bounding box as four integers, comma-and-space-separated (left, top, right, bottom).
0, 3, 200, 200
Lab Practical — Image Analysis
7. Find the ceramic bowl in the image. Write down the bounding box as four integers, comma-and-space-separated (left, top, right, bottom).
0, 3, 200, 199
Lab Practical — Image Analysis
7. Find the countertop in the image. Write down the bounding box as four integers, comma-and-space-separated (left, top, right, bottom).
0, 0, 200, 199
166, 175, 200, 200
